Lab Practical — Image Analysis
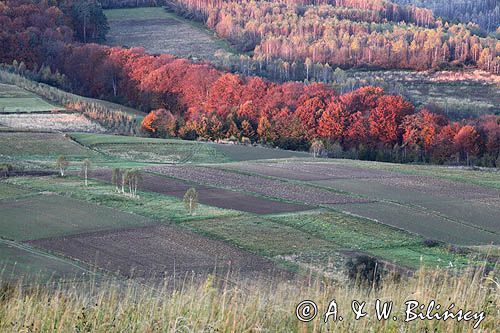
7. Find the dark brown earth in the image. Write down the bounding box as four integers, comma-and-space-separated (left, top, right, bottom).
91, 169, 311, 214
28, 225, 288, 280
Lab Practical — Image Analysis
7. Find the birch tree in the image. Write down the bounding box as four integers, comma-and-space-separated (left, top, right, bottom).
81, 159, 91, 186
56, 155, 69, 177
183, 188, 198, 215
310, 140, 324, 158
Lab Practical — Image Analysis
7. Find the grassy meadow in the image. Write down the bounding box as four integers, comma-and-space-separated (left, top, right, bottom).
0, 83, 64, 113
0, 265, 498, 332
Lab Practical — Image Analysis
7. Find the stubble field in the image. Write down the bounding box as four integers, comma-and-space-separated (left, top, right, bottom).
104, 7, 233, 61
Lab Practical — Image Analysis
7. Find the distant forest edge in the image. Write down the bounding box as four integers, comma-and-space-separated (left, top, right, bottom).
165, 0, 499, 75
0, 1, 498, 167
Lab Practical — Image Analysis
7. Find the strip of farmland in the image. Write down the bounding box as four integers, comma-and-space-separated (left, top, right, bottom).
145, 165, 370, 206
91, 169, 311, 214
29, 225, 289, 280
211, 161, 500, 245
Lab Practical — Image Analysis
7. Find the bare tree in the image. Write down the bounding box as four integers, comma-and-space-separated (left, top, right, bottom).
81, 159, 92, 186
56, 155, 69, 177
183, 188, 198, 215
310, 140, 325, 158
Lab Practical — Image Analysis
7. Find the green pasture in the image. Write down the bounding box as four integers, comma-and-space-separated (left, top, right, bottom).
0, 83, 64, 113
0, 193, 156, 241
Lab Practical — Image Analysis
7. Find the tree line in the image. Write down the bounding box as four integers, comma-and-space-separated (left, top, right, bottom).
167, 0, 499, 74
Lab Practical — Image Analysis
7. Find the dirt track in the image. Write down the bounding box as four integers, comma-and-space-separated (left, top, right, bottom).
29, 225, 288, 280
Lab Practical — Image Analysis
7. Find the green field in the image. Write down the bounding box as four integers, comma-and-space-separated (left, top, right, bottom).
0, 182, 31, 200
0, 131, 93, 158
210, 142, 310, 161
0, 83, 64, 113
6, 176, 241, 224
0, 193, 156, 241
71, 133, 308, 163
183, 210, 469, 269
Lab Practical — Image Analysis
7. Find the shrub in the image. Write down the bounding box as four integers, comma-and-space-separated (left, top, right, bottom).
345, 254, 382, 287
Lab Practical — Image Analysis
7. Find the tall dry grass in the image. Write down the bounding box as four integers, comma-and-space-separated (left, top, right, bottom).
0, 266, 498, 332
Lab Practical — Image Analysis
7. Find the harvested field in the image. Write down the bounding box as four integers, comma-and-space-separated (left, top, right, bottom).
324, 158, 500, 190
71, 133, 229, 164
91, 169, 310, 214
29, 225, 285, 279
0, 113, 106, 132
0, 194, 155, 241
146, 165, 369, 206
0, 239, 94, 281
98, 142, 227, 164
105, 8, 231, 61
319, 178, 500, 235
70, 133, 307, 163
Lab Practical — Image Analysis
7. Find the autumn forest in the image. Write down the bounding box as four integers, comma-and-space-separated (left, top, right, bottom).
0, 0, 499, 166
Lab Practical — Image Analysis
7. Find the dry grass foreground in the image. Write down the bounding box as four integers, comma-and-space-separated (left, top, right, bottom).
1, 266, 498, 332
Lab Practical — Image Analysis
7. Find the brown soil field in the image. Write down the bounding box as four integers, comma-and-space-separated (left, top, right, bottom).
146, 165, 370, 206
28, 225, 287, 280
91, 169, 310, 214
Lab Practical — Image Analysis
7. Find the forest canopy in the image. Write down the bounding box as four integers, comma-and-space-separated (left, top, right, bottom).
0, 0, 499, 166
167, 0, 499, 74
